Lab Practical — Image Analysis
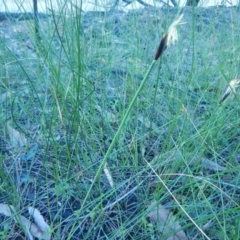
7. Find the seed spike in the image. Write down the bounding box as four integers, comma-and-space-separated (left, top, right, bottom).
154, 14, 184, 61
154, 34, 168, 61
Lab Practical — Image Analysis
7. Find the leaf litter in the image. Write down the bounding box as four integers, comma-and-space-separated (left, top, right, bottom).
0, 204, 51, 240
7, 124, 27, 148
147, 201, 187, 240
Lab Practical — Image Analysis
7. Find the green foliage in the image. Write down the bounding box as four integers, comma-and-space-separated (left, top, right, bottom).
0, 2, 239, 239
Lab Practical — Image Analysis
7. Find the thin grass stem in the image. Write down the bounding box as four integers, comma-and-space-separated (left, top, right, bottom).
74, 60, 157, 220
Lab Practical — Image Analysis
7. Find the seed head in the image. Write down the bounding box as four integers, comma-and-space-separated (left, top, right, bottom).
219, 79, 240, 104
167, 14, 184, 47
154, 14, 184, 61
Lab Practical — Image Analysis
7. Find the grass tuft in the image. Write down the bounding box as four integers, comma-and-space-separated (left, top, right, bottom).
0, 1, 239, 239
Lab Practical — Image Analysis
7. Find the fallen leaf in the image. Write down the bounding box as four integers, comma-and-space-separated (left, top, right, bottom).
0, 204, 34, 239
19, 215, 38, 240
147, 201, 187, 240
0, 203, 51, 240
28, 207, 51, 240
7, 124, 26, 148
0, 203, 15, 217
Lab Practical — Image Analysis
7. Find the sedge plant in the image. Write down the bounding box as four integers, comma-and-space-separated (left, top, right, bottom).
102, 13, 185, 187
76, 13, 185, 222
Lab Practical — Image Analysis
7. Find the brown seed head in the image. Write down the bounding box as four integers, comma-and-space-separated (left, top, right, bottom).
219, 79, 240, 104
154, 34, 168, 61
154, 14, 184, 61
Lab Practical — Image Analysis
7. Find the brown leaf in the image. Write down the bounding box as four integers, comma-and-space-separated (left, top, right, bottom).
147, 201, 187, 240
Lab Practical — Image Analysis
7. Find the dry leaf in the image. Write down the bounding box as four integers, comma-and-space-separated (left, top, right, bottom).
147, 201, 187, 240
0, 204, 34, 239
7, 124, 27, 148
19, 215, 38, 240
28, 207, 51, 240
0, 203, 15, 217
0, 203, 51, 240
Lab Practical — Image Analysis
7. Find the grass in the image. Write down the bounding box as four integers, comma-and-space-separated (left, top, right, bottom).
0, 1, 240, 239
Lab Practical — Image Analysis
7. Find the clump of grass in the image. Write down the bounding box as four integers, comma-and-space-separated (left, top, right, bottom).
0, 1, 240, 239
101, 13, 184, 186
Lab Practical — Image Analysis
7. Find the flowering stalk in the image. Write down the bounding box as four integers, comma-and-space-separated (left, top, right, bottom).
85, 14, 184, 191
154, 34, 168, 60
155, 14, 184, 60
102, 14, 184, 187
